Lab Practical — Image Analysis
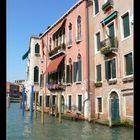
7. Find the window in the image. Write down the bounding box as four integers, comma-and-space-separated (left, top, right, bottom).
46, 96, 50, 107
77, 16, 82, 41
105, 58, 116, 80
68, 95, 72, 110
78, 95, 82, 111
40, 74, 44, 87
122, 12, 130, 38
96, 64, 102, 81
66, 58, 72, 83
49, 38, 52, 51
73, 54, 82, 82
52, 95, 56, 105
68, 23, 72, 47
97, 97, 102, 113
125, 53, 133, 75
94, 0, 99, 15
35, 43, 40, 54
96, 32, 101, 51
40, 96, 42, 106
34, 66, 39, 83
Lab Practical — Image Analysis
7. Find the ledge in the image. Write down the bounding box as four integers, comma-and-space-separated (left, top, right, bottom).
108, 79, 117, 85
122, 76, 133, 83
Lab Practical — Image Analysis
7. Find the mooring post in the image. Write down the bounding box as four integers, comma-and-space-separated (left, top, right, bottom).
55, 94, 58, 117
41, 91, 44, 125
22, 87, 25, 118
59, 93, 62, 123
30, 85, 34, 121
20, 95, 22, 109
34, 91, 37, 119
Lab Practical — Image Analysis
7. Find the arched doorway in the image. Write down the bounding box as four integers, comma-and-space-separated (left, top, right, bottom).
110, 92, 120, 123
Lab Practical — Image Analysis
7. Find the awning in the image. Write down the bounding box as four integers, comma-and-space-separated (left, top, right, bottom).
46, 55, 65, 74
101, 11, 118, 25
22, 49, 30, 60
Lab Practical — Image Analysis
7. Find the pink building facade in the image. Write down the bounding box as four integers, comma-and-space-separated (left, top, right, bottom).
39, 0, 91, 120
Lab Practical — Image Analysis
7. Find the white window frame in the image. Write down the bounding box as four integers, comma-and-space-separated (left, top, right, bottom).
93, 0, 100, 17
123, 51, 133, 78
95, 64, 102, 82
120, 10, 132, 41
95, 31, 101, 54
67, 94, 72, 111
76, 94, 83, 112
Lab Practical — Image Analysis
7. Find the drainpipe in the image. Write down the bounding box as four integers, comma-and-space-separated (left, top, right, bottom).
83, 0, 91, 121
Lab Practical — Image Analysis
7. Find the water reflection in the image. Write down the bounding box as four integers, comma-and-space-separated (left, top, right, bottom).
7, 103, 133, 140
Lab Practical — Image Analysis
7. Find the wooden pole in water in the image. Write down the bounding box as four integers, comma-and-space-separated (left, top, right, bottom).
41, 90, 44, 125
59, 93, 62, 123
30, 85, 34, 121
34, 91, 37, 119
55, 94, 58, 117
20, 95, 22, 109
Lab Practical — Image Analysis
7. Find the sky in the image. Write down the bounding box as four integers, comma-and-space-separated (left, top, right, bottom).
7, 0, 78, 83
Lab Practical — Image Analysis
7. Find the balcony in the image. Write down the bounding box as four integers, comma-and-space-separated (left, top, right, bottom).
102, 0, 113, 12
100, 37, 118, 56
47, 83, 66, 90
48, 43, 66, 59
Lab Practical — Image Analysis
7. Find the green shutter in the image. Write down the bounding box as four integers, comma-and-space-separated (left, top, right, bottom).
95, 0, 99, 14
96, 32, 100, 51
108, 23, 115, 47
69, 96, 71, 110
105, 61, 110, 80
123, 13, 130, 38
78, 95, 82, 111
111, 59, 116, 78
66, 65, 70, 83
97, 64, 101, 81
126, 53, 133, 75
78, 60, 82, 81
73, 62, 76, 82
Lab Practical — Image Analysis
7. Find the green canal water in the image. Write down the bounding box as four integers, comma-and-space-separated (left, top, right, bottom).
7, 103, 134, 140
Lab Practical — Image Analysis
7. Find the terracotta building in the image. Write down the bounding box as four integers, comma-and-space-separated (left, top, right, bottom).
39, 0, 92, 120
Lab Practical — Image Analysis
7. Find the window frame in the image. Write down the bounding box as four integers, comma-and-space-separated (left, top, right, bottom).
35, 43, 40, 55
120, 10, 131, 41
76, 15, 82, 43
96, 96, 103, 114
96, 64, 102, 82
94, 0, 99, 16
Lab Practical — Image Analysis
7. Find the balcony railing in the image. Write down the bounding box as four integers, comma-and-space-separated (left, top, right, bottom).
102, 0, 113, 12
48, 43, 66, 59
47, 83, 66, 90
100, 37, 118, 55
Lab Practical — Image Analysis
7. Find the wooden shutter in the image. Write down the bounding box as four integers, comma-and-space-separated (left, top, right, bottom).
73, 62, 76, 82
78, 60, 82, 81
96, 32, 100, 51
95, 0, 99, 14
97, 64, 101, 81
78, 95, 82, 111
105, 61, 110, 80
69, 96, 71, 110
111, 59, 116, 78
123, 13, 130, 38
126, 53, 133, 75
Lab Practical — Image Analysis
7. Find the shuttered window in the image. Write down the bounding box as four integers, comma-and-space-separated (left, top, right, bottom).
68, 95, 72, 110
122, 13, 130, 38
105, 59, 116, 80
96, 64, 101, 81
40, 96, 42, 106
78, 95, 82, 111
34, 66, 39, 83
66, 65, 70, 83
96, 32, 101, 51
78, 60, 82, 81
35, 43, 40, 54
111, 59, 116, 78
94, 0, 99, 15
40, 74, 44, 87
46, 96, 50, 107
73, 62, 77, 82
125, 53, 133, 75
97, 97, 102, 113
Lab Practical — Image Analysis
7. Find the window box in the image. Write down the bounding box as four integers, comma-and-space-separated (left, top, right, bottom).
102, 0, 113, 12
95, 81, 102, 87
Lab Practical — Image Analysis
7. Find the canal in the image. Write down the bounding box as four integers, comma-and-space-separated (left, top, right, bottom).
7, 103, 133, 140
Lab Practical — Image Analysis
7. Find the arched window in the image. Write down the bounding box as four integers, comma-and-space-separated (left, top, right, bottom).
35, 43, 40, 54
34, 66, 39, 83
68, 23, 72, 46
66, 58, 72, 83
77, 16, 82, 41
